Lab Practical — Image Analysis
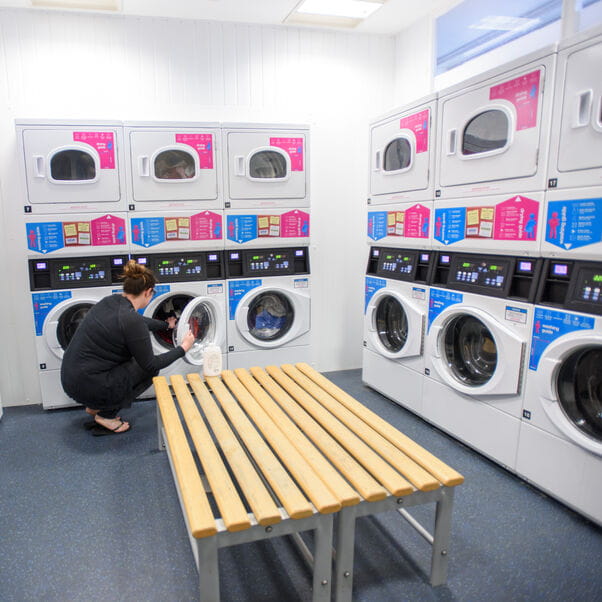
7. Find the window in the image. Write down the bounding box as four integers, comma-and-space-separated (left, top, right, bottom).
249, 151, 287, 179
462, 110, 509, 155
154, 150, 195, 180
50, 150, 96, 181
383, 138, 412, 171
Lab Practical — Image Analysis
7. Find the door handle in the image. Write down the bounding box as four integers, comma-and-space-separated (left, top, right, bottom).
374, 150, 381, 171
235, 156, 245, 176
447, 129, 457, 156
34, 155, 45, 178
574, 90, 593, 128
138, 156, 150, 177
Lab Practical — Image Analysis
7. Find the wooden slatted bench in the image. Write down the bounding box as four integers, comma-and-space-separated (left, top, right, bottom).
153, 363, 464, 602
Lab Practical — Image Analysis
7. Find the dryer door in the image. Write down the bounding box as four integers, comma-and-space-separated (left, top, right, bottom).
44, 299, 96, 360
235, 287, 309, 348
537, 334, 602, 456
128, 130, 218, 202
21, 128, 121, 205
175, 296, 224, 366
366, 289, 424, 360
428, 306, 524, 396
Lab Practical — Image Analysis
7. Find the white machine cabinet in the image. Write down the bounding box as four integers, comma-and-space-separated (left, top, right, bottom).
369, 94, 437, 204
223, 124, 309, 208
17, 120, 125, 213
125, 122, 221, 208
435, 46, 556, 199
548, 25, 602, 189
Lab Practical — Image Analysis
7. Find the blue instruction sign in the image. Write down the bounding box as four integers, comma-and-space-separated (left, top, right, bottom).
31, 291, 72, 336
130, 217, 165, 248
365, 277, 386, 313
227, 215, 258, 244
434, 207, 466, 245
26, 222, 65, 254
545, 198, 602, 250
529, 307, 595, 370
367, 212, 388, 241
428, 288, 463, 330
228, 279, 261, 319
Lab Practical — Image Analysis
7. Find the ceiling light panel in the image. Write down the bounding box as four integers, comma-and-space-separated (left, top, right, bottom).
31, 0, 120, 10
295, 0, 384, 20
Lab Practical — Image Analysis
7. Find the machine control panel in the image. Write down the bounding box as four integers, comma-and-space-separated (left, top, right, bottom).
367, 247, 433, 283
133, 251, 224, 281
450, 258, 509, 289
226, 247, 310, 278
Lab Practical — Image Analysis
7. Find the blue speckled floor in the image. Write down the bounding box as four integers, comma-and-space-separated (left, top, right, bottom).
1, 369, 600, 601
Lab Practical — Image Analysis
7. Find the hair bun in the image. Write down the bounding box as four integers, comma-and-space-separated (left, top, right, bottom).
122, 259, 146, 279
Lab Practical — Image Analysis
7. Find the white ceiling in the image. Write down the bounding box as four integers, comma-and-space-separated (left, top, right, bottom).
0, 0, 463, 35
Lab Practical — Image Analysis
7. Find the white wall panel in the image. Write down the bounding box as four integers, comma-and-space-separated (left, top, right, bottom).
0, 7, 395, 406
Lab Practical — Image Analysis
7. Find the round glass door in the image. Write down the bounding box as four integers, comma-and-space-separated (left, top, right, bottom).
150, 294, 194, 349
444, 315, 497, 386
556, 346, 602, 442
154, 149, 196, 180
383, 138, 412, 172
249, 151, 287, 179
462, 109, 509, 155
247, 292, 293, 341
50, 150, 96, 181
375, 295, 408, 352
56, 303, 93, 350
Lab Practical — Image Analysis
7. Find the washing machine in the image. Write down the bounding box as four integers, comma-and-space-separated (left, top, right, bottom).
435, 45, 556, 200
367, 201, 432, 249
516, 258, 602, 526
128, 209, 223, 253
422, 251, 542, 470
222, 123, 309, 209
362, 247, 434, 416
226, 246, 311, 369
124, 121, 222, 211
547, 24, 602, 191
25, 212, 129, 258
16, 119, 126, 214
431, 192, 544, 256
368, 93, 437, 205
225, 207, 309, 249
132, 250, 227, 396
29, 254, 128, 409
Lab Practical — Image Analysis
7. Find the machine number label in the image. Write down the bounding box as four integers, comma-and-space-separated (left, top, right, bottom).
505, 306, 527, 324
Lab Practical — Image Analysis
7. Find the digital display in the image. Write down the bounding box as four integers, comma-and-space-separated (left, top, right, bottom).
440, 255, 450, 265
56, 259, 107, 282
137, 257, 148, 265
420, 253, 430, 263
553, 263, 569, 277
155, 256, 203, 277
230, 252, 240, 261
36, 262, 47, 270
207, 254, 218, 262
295, 249, 305, 257
113, 257, 124, 266
372, 248, 380, 258
452, 257, 508, 289
575, 268, 602, 305
247, 250, 291, 272
378, 251, 414, 276
518, 261, 533, 273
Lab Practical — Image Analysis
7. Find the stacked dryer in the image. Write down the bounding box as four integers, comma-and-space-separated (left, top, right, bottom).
422, 46, 557, 470
17, 119, 130, 409
363, 95, 437, 413
516, 26, 602, 526
222, 124, 312, 369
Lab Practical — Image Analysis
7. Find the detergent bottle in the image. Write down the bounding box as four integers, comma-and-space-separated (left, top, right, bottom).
202, 344, 222, 377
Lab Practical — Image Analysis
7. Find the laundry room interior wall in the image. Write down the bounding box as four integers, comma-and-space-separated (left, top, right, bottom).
0, 8, 395, 406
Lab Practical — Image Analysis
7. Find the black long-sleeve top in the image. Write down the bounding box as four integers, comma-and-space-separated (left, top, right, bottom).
61, 294, 185, 408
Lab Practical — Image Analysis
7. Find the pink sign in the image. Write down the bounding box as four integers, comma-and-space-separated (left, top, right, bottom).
190, 211, 223, 241
281, 210, 310, 238
73, 131, 115, 169
270, 137, 304, 171
399, 109, 430, 154
493, 196, 539, 241
404, 204, 430, 239
489, 69, 541, 131
175, 133, 214, 169
90, 214, 127, 246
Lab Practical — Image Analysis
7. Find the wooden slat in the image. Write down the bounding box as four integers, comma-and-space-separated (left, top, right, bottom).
153, 376, 217, 539
280, 365, 441, 492
221, 370, 342, 514
236, 368, 361, 507
294, 363, 465, 487
203, 375, 314, 520
264, 366, 414, 497
186, 374, 282, 527
250, 367, 387, 503
169, 375, 251, 533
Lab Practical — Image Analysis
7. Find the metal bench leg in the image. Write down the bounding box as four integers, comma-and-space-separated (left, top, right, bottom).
430, 487, 455, 587
157, 410, 165, 450
196, 536, 220, 602
334, 505, 357, 602
312, 514, 334, 602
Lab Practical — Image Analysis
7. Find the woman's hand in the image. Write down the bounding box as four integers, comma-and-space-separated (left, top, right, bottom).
180, 330, 195, 352
166, 316, 177, 329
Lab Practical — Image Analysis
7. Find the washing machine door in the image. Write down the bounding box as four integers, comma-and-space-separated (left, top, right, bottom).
366, 289, 424, 360
144, 291, 196, 353
537, 334, 602, 455
235, 287, 309, 348
175, 296, 224, 366
429, 306, 524, 396
44, 298, 96, 359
